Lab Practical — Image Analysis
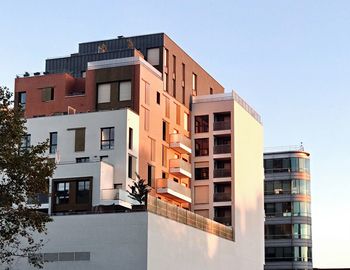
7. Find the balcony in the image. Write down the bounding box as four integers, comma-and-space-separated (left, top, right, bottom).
213, 120, 231, 131
100, 189, 139, 209
214, 192, 231, 202
214, 216, 232, 226
213, 168, 231, 178
169, 159, 192, 178
156, 179, 192, 203
213, 144, 231, 154
170, 133, 192, 154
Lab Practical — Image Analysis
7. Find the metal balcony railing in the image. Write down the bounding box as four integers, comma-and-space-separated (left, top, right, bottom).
213, 121, 231, 131
214, 216, 232, 226
213, 144, 231, 154
213, 192, 231, 202
213, 168, 231, 178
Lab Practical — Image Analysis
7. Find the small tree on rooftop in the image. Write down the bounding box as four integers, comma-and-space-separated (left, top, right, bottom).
128, 173, 151, 205
0, 86, 56, 268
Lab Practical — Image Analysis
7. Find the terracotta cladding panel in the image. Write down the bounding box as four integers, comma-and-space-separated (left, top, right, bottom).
163, 34, 224, 107
14, 74, 94, 118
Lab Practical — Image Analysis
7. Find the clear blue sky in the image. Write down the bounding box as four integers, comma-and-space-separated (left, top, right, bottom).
1, 0, 349, 267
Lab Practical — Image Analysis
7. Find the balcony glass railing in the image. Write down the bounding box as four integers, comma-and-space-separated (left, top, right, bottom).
100, 189, 139, 205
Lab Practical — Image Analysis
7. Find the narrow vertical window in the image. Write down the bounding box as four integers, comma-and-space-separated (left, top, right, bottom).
210, 87, 213, 95
175, 103, 181, 125
147, 164, 155, 186
184, 113, 189, 131
144, 107, 150, 131
144, 81, 150, 105
164, 48, 169, 67
192, 73, 197, 96
18, 92, 26, 110
164, 73, 168, 92
128, 155, 137, 180
20, 134, 31, 150
162, 145, 167, 167
49, 132, 58, 154
156, 92, 161, 105
150, 137, 156, 161
129, 128, 133, 150
165, 97, 170, 118
119, 81, 132, 101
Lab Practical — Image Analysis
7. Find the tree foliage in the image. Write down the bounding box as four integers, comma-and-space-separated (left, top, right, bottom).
0, 86, 55, 267
128, 173, 151, 205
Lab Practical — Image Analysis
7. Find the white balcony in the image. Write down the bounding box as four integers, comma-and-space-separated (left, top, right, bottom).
169, 159, 192, 178
100, 189, 139, 209
156, 178, 192, 203
169, 133, 192, 154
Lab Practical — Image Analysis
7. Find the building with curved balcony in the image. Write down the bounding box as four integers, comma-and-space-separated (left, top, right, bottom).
264, 148, 312, 270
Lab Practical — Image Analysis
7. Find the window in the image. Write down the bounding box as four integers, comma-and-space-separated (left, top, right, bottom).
293, 201, 311, 217
172, 79, 176, 98
20, 134, 31, 150
265, 224, 292, 239
195, 115, 209, 133
74, 128, 85, 152
264, 202, 292, 217
128, 128, 133, 150
100, 155, 108, 161
264, 157, 310, 174
195, 138, 209, 156
195, 167, 209, 180
42, 87, 54, 102
293, 224, 311, 239
49, 132, 57, 154
156, 92, 160, 105
172, 55, 176, 73
55, 182, 69, 204
76, 157, 89, 163
119, 81, 132, 101
264, 180, 291, 195
147, 48, 160, 66
100, 127, 114, 150
97, 83, 111, 103
210, 87, 213, 95
182, 86, 185, 105
76, 180, 90, 204
128, 155, 137, 180
184, 112, 189, 131
162, 121, 169, 142
147, 164, 155, 186
18, 92, 26, 110
164, 73, 168, 92
291, 179, 311, 195
192, 73, 197, 95
164, 48, 169, 67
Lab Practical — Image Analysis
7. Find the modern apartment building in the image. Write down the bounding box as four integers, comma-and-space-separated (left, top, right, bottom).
264, 148, 312, 270
8, 33, 264, 269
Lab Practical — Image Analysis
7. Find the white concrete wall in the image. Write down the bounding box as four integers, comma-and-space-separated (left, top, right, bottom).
4, 212, 263, 270
5, 213, 148, 270
233, 98, 264, 269
26, 109, 139, 190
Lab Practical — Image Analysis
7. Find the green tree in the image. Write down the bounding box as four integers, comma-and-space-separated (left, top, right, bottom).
0, 86, 55, 267
128, 173, 151, 205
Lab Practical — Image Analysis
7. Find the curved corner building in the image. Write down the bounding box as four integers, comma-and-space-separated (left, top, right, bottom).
264, 149, 312, 270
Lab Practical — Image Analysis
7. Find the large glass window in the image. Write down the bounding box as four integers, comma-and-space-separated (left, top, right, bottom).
195, 115, 209, 133
293, 224, 311, 239
20, 134, 31, 151
264, 157, 310, 173
293, 201, 311, 217
100, 127, 114, 150
265, 202, 292, 217
18, 92, 26, 110
291, 179, 311, 195
76, 180, 90, 204
119, 81, 132, 101
49, 132, 57, 154
265, 224, 292, 239
55, 182, 69, 205
195, 138, 209, 156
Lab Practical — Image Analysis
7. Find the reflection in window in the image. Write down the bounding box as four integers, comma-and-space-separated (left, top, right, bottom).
264, 157, 310, 173
56, 182, 69, 204
100, 127, 114, 150
76, 180, 90, 204
49, 132, 58, 154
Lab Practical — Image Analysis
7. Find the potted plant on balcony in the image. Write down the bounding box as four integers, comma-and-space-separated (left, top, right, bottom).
128, 173, 151, 210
